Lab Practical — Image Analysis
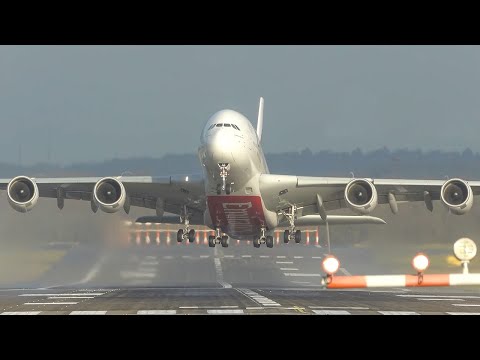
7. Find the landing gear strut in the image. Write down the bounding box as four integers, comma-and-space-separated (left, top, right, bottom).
208, 228, 229, 248
177, 205, 196, 243
216, 163, 233, 195
252, 227, 274, 248
281, 205, 302, 244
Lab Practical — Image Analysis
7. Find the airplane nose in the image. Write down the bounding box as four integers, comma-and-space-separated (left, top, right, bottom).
206, 130, 234, 163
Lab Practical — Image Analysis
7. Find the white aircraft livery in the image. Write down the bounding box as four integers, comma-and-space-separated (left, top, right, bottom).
1, 98, 479, 248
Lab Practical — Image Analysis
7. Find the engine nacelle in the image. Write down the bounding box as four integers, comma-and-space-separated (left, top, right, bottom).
7, 176, 39, 213
440, 178, 473, 215
93, 177, 126, 213
344, 178, 378, 215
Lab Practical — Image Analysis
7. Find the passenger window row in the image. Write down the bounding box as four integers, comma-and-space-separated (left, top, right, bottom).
208, 123, 240, 131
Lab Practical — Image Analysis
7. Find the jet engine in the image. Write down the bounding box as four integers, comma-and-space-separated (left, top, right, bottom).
7, 176, 39, 213
440, 178, 473, 215
344, 179, 378, 215
92, 177, 126, 213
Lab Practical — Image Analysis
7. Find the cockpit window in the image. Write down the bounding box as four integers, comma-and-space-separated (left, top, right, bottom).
216, 123, 223, 127
232, 124, 240, 131
224, 123, 231, 127
208, 124, 216, 130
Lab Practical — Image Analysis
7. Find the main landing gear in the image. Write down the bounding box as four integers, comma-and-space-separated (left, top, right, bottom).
177, 206, 195, 243
281, 205, 302, 244
252, 227, 274, 248
216, 163, 233, 195
208, 228, 230, 248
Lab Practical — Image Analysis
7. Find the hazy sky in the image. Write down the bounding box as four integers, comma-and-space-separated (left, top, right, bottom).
1, 45, 480, 165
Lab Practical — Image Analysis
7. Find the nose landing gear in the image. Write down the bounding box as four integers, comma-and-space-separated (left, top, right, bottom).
208, 228, 230, 247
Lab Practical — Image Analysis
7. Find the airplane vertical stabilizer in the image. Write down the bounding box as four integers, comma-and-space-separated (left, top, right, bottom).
257, 97, 264, 143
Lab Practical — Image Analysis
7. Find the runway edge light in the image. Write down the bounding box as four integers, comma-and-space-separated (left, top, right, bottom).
322, 255, 340, 275
412, 253, 429, 273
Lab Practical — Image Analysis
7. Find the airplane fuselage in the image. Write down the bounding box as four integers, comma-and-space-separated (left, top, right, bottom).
198, 109, 278, 239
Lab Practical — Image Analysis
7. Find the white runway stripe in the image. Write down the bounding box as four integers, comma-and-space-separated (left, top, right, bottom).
312, 256, 323, 259
137, 310, 177, 315
452, 304, 480, 307
207, 309, 244, 314
259, 255, 270, 258
19, 293, 105, 297
70, 311, 107, 315
48, 297, 94, 299
224, 255, 234, 258
24, 302, 78, 305
378, 311, 419, 315
1, 311, 41, 315
280, 268, 299, 271
418, 298, 465, 301
397, 295, 480, 299
241, 255, 252, 258
313, 310, 351, 315
447, 312, 480, 315
294, 256, 304, 259
200, 255, 210, 258
276, 256, 286, 259
284, 273, 322, 277
309, 306, 369, 310
276, 261, 293, 264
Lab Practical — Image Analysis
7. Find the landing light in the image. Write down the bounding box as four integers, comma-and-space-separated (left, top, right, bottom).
412, 253, 429, 273
322, 255, 340, 275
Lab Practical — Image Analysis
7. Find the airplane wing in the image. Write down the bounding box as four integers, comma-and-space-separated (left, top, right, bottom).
259, 174, 480, 219
0, 174, 206, 221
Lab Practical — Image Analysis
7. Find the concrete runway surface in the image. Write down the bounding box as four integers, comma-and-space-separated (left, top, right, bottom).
1, 237, 480, 315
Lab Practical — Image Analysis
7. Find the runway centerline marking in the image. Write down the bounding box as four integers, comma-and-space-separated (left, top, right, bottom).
200, 255, 210, 258
70, 311, 107, 315
378, 311, 419, 315
207, 309, 244, 315
259, 256, 270, 258
1, 311, 41, 315
280, 268, 299, 271
309, 306, 369, 310
452, 304, 480, 307
294, 256, 304, 259
137, 310, 177, 315
24, 302, 78, 305
276, 256, 286, 259
418, 298, 465, 301
213, 248, 232, 289
447, 312, 480, 315
397, 295, 480, 299
19, 293, 105, 297
312, 256, 323, 259
75, 254, 108, 285
47, 297, 94, 299
242, 255, 252, 258
313, 310, 351, 315
284, 273, 322, 277
276, 261, 293, 264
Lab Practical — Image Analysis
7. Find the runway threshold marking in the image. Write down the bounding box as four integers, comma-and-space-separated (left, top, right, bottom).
214, 247, 232, 289
137, 310, 177, 315
1, 312, 41, 315
313, 310, 351, 315
70, 311, 107, 315
236, 288, 282, 307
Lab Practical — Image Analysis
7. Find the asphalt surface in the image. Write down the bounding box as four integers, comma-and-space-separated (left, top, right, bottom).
1, 235, 480, 315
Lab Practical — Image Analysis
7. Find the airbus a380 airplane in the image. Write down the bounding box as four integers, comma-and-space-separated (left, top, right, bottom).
1, 98, 478, 249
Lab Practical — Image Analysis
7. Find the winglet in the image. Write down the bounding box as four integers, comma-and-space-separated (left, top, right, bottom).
256, 97, 264, 143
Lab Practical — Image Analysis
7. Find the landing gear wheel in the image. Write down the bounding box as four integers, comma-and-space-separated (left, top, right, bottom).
208, 235, 216, 248
188, 229, 195, 243
266, 236, 274, 248
295, 230, 302, 244
253, 238, 261, 248
221, 236, 229, 248
225, 183, 232, 195
177, 229, 184, 243
216, 184, 222, 195
284, 230, 290, 244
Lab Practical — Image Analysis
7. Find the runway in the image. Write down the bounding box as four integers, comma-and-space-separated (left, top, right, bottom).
1, 239, 479, 315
